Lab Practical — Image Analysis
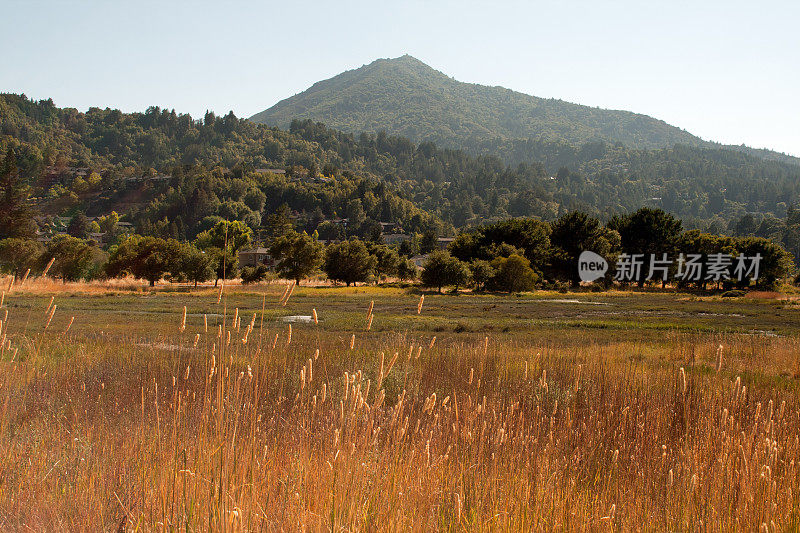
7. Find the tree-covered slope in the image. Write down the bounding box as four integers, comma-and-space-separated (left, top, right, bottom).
3, 93, 799, 235
250, 55, 799, 167
0, 94, 448, 239
250, 55, 705, 150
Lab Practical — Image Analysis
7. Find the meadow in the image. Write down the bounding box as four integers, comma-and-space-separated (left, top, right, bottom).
1, 278, 799, 530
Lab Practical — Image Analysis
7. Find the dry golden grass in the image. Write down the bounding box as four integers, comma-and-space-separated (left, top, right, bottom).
0, 286, 799, 531
1, 274, 154, 296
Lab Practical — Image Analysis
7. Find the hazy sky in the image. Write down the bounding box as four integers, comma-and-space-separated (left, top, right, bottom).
2, 0, 798, 156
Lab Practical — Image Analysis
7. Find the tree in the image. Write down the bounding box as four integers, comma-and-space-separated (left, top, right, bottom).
448, 233, 478, 261
323, 239, 376, 286
195, 220, 252, 285
359, 219, 384, 242
608, 208, 682, 287
345, 199, 366, 231
420, 229, 438, 254
421, 251, 470, 293
106, 235, 182, 286
398, 236, 420, 258
550, 211, 620, 287
469, 260, 494, 291
316, 220, 345, 241
206, 247, 238, 286
0, 147, 36, 239
178, 244, 214, 287
737, 237, 794, 290
397, 258, 418, 282
783, 223, 800, 266
368, 243, 399, 282
449, 218, 551, 273
675, 231, 737, 290
45, 235, 94, 282
733, 213, 758, 236
194, 220, 252, 252
488, 254, 539, 292
97, 211, 120, 235
270, 231, 323, 285
243, 188, 267, 212
0, 238, 44, 279
67, 213, 91, 239
263, 204, 295, 242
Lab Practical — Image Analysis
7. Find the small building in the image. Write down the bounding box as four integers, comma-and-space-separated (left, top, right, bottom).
379, 222, 398, 233
88, 232, 107, 246
409, 254, 428, 268
384, 233, 412, 245
437, 237, 455, 250
239, 247, 274, 268
255, 168, 286, 175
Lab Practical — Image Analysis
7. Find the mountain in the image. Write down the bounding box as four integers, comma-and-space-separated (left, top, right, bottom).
250, 55, 798, 167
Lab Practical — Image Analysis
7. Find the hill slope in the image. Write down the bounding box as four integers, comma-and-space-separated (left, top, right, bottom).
250, 55, 798, 166
3, 94, 800, 235
251, 55, 704, 150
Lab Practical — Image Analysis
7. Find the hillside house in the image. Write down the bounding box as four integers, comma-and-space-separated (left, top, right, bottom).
239, 247, 274, 268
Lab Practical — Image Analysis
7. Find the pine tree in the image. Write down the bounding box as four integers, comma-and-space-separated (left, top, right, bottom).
0, 148, 36, 239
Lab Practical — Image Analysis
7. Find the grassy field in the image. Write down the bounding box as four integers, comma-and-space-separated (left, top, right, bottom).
1, 278, 799, 530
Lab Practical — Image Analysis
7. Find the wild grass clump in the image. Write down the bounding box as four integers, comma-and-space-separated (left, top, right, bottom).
0, 289, 798, 530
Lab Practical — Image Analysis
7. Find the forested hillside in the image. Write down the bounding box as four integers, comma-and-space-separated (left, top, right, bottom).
250, 55, 704, 151
250, 55, 799, 168
2, 93, 799, 238
0, 94, 447, 240
286, 120, 800, 230
2, 93, 799, 287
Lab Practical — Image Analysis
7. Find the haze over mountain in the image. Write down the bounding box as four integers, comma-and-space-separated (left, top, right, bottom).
250, 55, 798, 167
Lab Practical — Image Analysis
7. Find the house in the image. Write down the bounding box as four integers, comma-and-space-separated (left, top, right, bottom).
239, 247, 274, 268
40, 166, 91, 188
255, 168, 286, 175
328, 218, 349, 228
436, 237, 455, 250
88, 232, 107, 246
384, 233, 412, 245
409, 254, 428, 268
379, 222, 398, 233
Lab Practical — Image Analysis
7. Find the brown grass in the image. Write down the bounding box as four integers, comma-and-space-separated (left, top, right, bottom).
0, 287, 798, 531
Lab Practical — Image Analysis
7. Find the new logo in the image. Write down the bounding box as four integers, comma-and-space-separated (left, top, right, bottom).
578, 251, 608, 282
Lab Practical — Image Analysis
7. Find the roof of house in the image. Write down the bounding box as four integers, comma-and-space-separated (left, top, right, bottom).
239, 247, 271, 255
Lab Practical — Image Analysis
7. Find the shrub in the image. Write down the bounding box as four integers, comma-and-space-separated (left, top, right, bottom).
241, 265, 269, 284
488, 254, 539, 292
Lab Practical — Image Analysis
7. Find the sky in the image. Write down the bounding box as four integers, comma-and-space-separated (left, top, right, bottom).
2, 0, 799, 156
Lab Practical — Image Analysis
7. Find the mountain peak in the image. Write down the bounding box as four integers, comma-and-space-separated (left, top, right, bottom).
249, 57, 704, 154
361, 54, 445, 79
374, 54, 426, 65
249, 57, 800, 168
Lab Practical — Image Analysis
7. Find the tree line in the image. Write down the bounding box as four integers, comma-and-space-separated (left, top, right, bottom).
1, 208, 794, 292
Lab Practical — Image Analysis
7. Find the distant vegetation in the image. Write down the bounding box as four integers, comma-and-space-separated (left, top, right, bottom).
3, 92, 800, 236
1, 93, 799, 291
